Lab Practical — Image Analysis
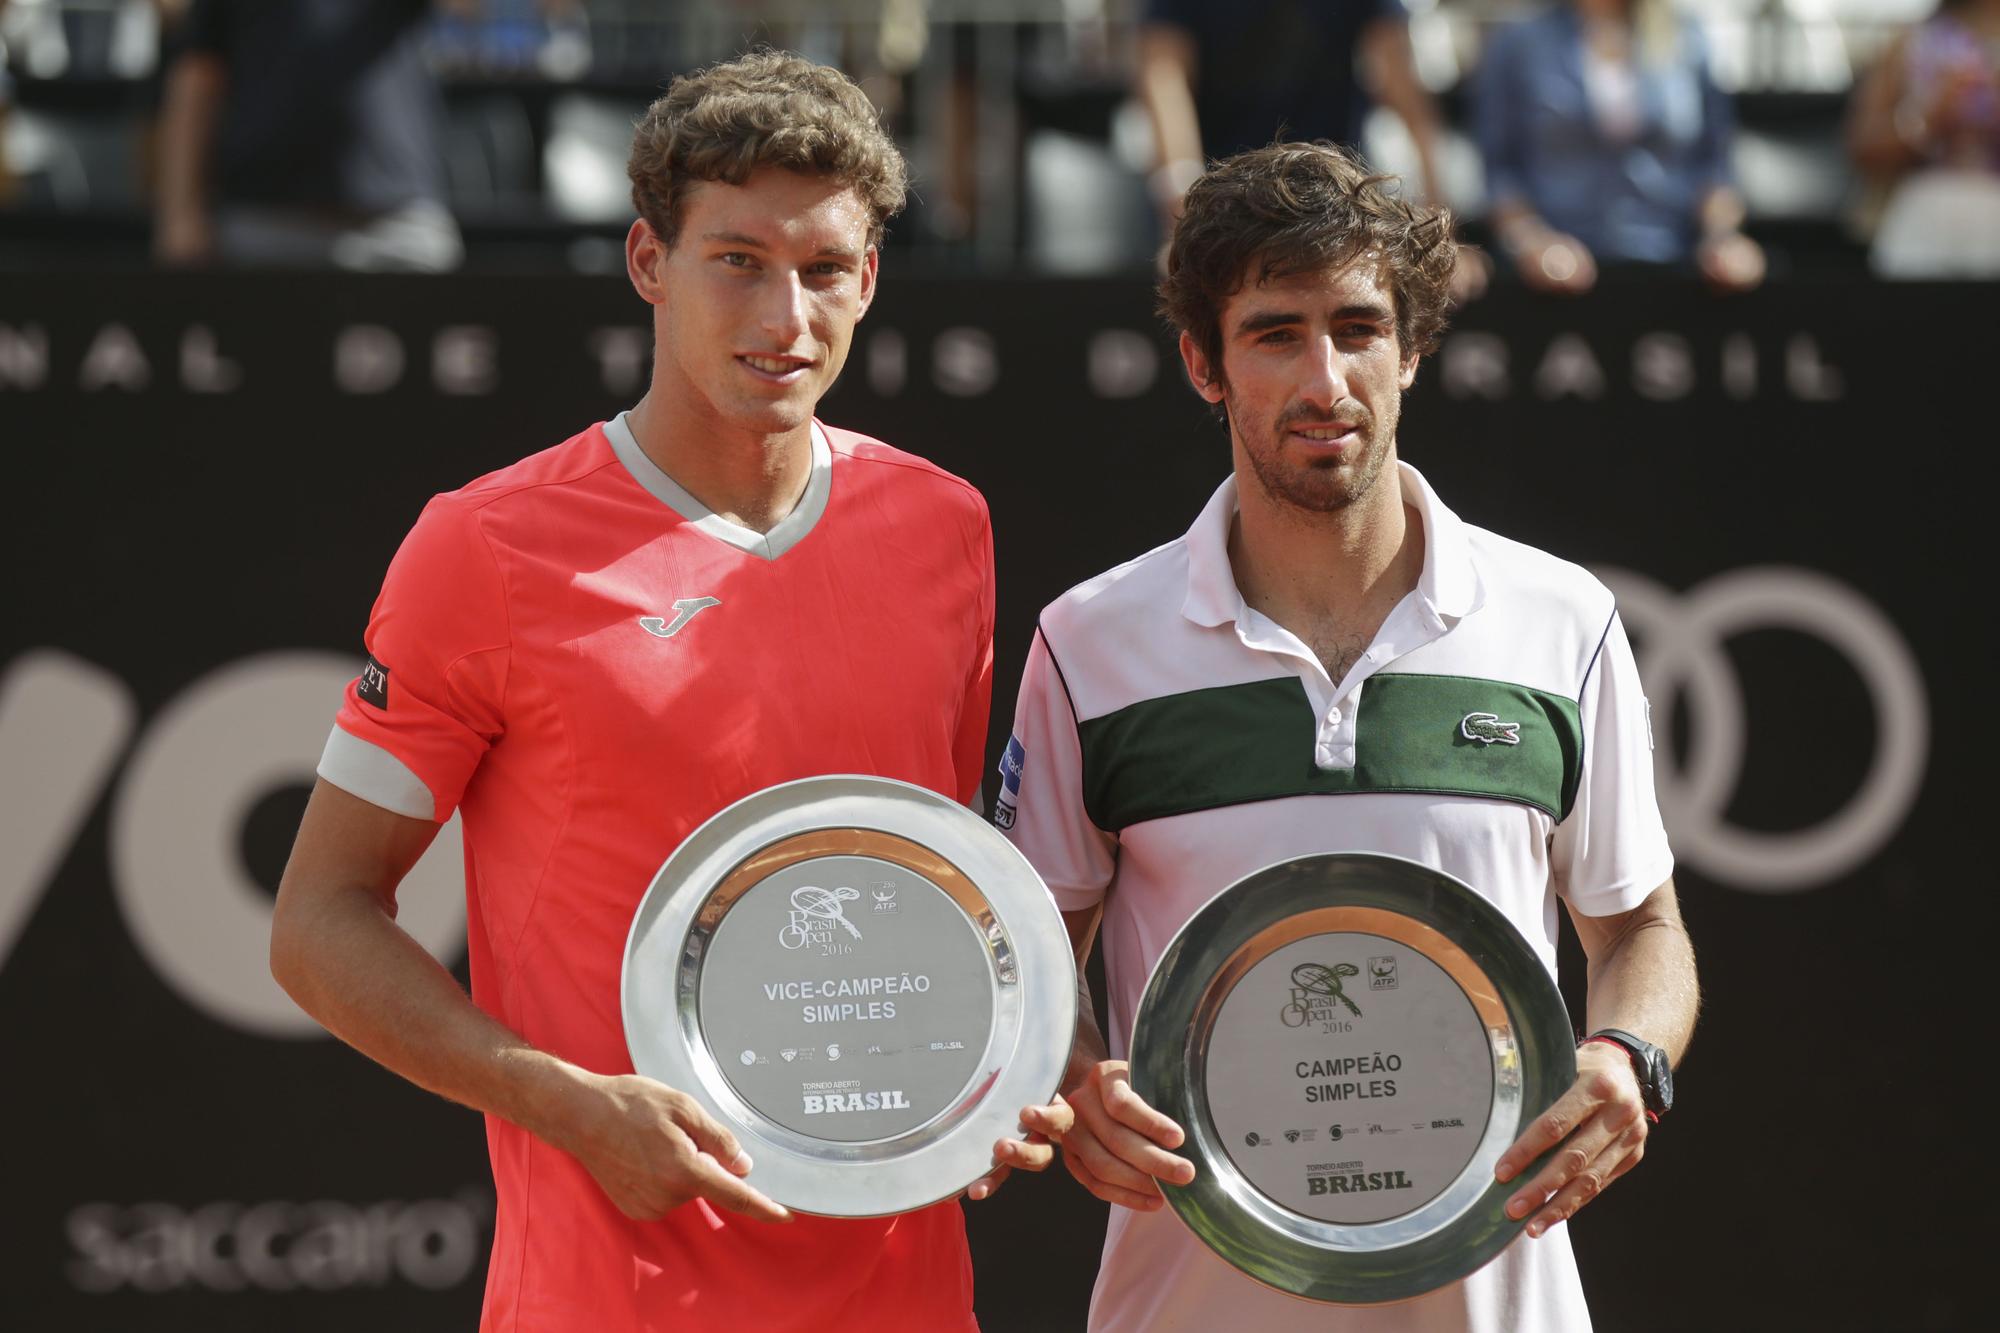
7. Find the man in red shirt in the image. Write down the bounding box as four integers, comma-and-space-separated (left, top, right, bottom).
271, 51, 1069, 1332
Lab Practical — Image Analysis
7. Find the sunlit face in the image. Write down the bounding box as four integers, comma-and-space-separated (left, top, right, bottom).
1181, 257, 1419, 515
627, 166, 878, 438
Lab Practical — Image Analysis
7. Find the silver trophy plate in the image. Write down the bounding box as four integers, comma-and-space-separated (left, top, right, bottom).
1129, 852, 1575, 1305
622, 775, 1075, 1217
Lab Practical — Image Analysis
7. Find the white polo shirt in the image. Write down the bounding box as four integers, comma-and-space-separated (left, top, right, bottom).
999, 462, 1672, 1333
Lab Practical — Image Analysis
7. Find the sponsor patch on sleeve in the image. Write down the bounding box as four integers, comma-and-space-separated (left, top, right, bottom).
994, 736, 1024, 829
357, 654, 391, 710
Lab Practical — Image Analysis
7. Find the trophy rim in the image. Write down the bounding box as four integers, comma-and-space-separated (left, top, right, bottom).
1128, 851, 1575, 1305
621, 774, 1076, 1218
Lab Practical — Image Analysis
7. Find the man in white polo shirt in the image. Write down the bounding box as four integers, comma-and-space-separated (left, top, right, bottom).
998, 141, 1699, 1332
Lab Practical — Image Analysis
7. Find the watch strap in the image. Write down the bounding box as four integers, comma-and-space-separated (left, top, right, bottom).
1583, 1029, 1668, 1121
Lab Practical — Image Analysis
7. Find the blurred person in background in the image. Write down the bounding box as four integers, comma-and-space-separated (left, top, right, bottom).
429, 0, 588, 80
1134, 2, 1447, 227
154, 0, 462, 269
0, 2, 13, 209
1847, 0, 2000, 277
1135, 0, 1486, 294
1474, 0, 1763, 295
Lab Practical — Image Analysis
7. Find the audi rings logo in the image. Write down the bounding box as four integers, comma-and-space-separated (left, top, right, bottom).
1599, 566, 1929, 893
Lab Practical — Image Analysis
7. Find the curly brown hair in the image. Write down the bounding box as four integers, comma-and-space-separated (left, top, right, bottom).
627, 50, 909, 250
1159, 142, 1457, 395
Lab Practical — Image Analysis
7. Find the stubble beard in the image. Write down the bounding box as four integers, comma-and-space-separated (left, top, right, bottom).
1233, 397, 1396, 516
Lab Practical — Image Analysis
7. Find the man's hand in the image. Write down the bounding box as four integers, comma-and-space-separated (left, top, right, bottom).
1697, 230, 1767, 293
1448, 245, 1493, 307
965, 1095, 1076, 1201
1516, 231, 1599, 294
1494, 1041, 1648, 1237
1056, 1059, 1195, 1210
562, 1072, 792, 1224
154, 208, 215, 267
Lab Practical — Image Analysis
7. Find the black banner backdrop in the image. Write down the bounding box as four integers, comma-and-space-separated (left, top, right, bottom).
0, 273, 1979, 1331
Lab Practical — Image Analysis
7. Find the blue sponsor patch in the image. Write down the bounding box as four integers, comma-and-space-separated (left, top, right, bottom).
999, 736, 1024, 797
994, 736, 1024, 830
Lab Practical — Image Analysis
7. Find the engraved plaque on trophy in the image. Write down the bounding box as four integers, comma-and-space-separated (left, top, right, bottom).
623, 776, 1075, 1217
1129, 853, 1575, 1304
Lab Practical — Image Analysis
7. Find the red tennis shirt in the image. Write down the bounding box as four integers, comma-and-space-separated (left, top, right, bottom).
318, 413, 994, 1332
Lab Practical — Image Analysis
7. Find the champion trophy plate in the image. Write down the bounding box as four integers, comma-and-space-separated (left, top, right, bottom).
1128, 852, 1575, 1305
621, 775, 1075, 1217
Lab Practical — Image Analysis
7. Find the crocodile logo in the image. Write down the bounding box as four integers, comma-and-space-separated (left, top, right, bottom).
1460, 712, 1522, 746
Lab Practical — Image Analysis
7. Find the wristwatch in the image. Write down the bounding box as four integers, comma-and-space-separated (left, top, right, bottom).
1583, 1028, 1673, 1119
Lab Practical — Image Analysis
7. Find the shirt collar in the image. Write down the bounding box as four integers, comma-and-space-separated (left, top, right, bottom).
1180, 460, 1485, 629
605, 410, 832, 561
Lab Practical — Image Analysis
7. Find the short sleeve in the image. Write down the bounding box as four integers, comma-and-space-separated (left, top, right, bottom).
318, 495, 510, 822
997, 628, 1117, 911
1553, 611, 1674, 915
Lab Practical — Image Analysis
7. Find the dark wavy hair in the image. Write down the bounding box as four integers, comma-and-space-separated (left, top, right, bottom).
627, 49, 908, 249
1159, 142, 1457, 396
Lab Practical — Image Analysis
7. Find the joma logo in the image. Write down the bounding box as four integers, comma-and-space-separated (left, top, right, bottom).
639, 597, 720, 639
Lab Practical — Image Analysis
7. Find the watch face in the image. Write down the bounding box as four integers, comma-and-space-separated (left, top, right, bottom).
1650, 1050, 1674, 1113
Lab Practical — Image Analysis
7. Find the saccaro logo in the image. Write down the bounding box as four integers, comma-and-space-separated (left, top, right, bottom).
1597, 566, 1929, 893
65, 1194, 491, 1294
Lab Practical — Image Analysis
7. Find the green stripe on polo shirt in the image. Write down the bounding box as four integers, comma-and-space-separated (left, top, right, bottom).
1077, 673, 1582, 831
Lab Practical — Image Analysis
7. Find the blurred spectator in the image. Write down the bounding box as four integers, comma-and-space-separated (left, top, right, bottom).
1134, 0, 1452, 224
1847, 0, 2000, 277
1475, 0, 1764, 295
1133, 0, 1485, 295
154, 0, 461, 270
1, 3, 13, 210
428, 0, 588, 81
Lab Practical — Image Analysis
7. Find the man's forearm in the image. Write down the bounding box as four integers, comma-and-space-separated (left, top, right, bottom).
271, 883, 600, 1153
1135, 25, 1204, 213
1363, 20, 1445, 204
156, 53, 224, 229
1697, 186, 1748, 240
1065, 965, 1113, 1081
1582, 905, 1699, 1063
